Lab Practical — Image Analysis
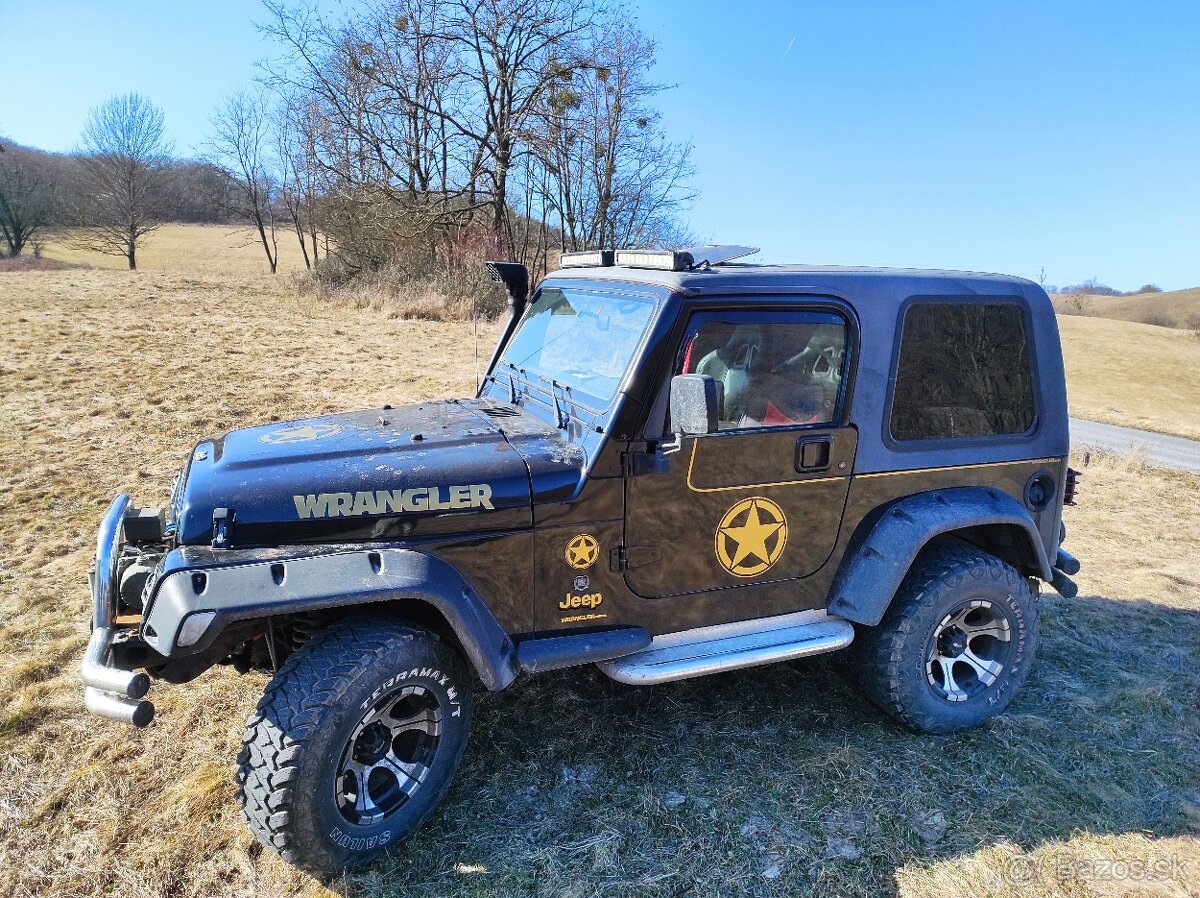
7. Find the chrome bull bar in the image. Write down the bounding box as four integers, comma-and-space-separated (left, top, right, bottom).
80, 494, 155, 727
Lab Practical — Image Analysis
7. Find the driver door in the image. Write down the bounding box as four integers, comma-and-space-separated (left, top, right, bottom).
623, 306, 857, 599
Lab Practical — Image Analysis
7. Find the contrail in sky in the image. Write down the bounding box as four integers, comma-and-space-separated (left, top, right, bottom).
783, 36, 796, 57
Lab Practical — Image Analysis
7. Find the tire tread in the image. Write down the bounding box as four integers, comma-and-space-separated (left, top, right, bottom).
858, 541, 1036, 733
236, 616, 462, 874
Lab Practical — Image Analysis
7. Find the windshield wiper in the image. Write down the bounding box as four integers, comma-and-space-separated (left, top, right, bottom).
496, 362, 599, 431
483, 362, 527, 403
537, 374, 572, 429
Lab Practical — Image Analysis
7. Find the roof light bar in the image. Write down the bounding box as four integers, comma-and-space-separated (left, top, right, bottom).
614, 249, 695, 271
560, 250, 614, 268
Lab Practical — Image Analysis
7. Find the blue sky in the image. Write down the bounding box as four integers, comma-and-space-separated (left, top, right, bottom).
2, 1, 1198, 290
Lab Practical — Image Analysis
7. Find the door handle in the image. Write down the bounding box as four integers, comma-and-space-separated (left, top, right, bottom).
795, 436, 832, 472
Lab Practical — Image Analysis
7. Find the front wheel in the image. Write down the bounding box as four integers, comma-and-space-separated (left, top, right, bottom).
237, 616, 473, 875
858, 542, 1039, 733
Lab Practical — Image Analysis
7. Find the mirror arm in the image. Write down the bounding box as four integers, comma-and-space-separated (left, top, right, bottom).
661, 432, 684, 455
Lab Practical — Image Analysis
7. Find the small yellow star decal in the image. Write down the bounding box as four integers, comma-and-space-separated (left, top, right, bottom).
565, 533, 599, 570
714, 497, 788, 577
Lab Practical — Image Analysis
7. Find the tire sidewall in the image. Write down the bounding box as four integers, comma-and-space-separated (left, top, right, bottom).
289, 636, 472, 871
901, 571, 1038, 731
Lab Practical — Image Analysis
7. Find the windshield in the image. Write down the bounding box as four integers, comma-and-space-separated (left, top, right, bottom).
498, 287, 657, 404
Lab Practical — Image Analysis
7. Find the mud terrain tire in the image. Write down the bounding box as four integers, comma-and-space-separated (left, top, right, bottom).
237, 616, 473, 875
858, 542, 1038, 733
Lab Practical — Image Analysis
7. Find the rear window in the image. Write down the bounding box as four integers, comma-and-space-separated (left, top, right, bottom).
890, 302, 1036, 441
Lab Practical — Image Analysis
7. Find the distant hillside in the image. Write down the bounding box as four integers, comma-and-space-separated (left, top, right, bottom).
1058, 315, 1200, 441
1053, 285, 1200, 329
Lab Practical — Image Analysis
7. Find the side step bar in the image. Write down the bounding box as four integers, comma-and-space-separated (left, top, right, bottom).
515, 626, 651, 673
598, 610, 855, 686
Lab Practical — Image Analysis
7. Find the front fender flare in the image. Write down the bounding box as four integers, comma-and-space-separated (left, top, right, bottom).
827, 487, 1053, 627
142, 548, 518, 690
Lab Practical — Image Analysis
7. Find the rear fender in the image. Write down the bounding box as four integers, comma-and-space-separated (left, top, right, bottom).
142, 548, 518, 690
828, 486, 1053, 627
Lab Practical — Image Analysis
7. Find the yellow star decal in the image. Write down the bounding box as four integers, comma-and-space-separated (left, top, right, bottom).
565, 533, 599, 570
714, 497, 788, 577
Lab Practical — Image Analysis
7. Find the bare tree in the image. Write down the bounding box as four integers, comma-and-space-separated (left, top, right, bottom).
210, 91, 281, 272
262, 0, 597, 254
532, 20, 693, 253
276, 95, 325, 269
258, 0, 693, 296
0, 142, 58, 256
74, 93, 172, 270
436, 0, 595, 256
261, 0, 491, 269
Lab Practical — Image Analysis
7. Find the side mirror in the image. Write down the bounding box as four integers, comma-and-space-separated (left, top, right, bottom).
670, 374, 722, 436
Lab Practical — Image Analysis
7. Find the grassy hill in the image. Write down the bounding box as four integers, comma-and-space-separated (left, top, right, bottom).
1058, 315, 1200, 441
1053, 286, 1200, 330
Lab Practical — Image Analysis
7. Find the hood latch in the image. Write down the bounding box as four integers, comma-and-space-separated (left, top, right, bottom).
212, 507, 235, 548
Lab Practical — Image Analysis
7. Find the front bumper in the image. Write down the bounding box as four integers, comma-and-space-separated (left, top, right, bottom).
79, 494, 155, 727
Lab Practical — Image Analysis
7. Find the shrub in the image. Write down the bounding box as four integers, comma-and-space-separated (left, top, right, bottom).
298, 222, 508, 321
1139, 313, 1173, 328
1056, 294, 1088, 315
299, 255, 506, 321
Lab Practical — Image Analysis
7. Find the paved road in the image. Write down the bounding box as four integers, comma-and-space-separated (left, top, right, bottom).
1070, 418, 1200, 474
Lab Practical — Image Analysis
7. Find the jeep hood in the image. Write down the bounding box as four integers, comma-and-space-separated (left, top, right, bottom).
173, 399, 579, 546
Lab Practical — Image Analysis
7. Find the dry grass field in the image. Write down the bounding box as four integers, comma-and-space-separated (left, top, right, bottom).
1053, 286, 1200, 330
1058, 315, 1200, 441
39, 223, 315, 275
1, 249, 1198, 897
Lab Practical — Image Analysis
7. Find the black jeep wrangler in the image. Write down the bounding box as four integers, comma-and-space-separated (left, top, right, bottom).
80, 246, 1080, 874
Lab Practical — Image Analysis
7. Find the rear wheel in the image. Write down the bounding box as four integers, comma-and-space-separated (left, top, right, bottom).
858, 542, 1038, 733
237, 616, 472, 874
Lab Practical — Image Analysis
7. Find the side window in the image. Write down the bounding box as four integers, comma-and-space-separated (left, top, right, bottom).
890, 302, 1036, 441
676, 311, 848, 430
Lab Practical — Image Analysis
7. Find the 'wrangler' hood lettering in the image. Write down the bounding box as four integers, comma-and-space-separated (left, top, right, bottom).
293, 484, 494, 519
173, 400, 559, 546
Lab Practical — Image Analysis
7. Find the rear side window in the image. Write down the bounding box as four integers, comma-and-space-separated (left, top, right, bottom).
890, 302, 1036, 441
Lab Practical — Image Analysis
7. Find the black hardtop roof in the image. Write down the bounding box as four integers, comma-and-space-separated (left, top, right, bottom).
547, 262, 1040, 300
544, 260, 1067, 474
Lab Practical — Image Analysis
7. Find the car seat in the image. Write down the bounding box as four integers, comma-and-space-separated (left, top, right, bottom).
693, 327, 763, 420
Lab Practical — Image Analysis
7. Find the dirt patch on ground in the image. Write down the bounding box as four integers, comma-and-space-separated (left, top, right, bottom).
0, 255, 88, 273
0, 269, 1197, 898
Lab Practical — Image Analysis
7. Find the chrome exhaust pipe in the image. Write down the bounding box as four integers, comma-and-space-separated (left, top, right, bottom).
85, 687, 154, 728
80, 494, 156, 727
1050, 569, 1079, 598
80, 628, 150, 699
1055, 547, 1081, 576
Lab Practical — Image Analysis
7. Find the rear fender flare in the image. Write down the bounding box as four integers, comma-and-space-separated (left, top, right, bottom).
827, 486, 1052, 627
142, 548, 518, 690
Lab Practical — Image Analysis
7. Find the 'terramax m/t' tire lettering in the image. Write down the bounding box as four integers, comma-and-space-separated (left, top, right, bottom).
857, 541, 1040, 734
236, 616, 473, 875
